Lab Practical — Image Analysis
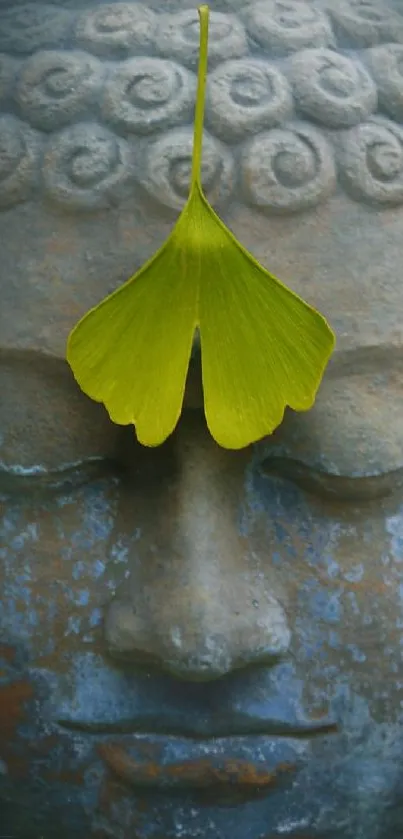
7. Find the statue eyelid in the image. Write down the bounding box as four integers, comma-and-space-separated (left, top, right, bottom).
257, 349, 403, 503
0, 350, 122, 487
260, 456, 403, 503
0, 457, 116, 501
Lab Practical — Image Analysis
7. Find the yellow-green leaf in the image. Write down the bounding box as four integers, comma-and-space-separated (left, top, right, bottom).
67, 4, 335, 450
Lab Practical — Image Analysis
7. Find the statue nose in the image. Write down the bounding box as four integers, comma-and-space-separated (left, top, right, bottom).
104, 582, 291, 682
105, 579, 290, 681
104, 414, 291, 681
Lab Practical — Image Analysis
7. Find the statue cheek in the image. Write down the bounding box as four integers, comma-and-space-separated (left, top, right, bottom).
0, 477, 126, 660
247, 467, 403, 707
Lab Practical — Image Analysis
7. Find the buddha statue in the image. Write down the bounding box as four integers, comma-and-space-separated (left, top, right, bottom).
1, 0, 403, 836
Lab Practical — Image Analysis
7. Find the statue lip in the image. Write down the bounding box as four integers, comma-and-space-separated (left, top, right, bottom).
97, 741, 300, 792
58, 718, 338, 793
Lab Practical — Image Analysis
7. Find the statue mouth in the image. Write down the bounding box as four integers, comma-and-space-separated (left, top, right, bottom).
55, 657, 338, 795
58, 716, 338, 739
57, 718, 338, 794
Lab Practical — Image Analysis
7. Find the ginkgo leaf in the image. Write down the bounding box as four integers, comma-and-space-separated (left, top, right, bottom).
67, 4, 335, 450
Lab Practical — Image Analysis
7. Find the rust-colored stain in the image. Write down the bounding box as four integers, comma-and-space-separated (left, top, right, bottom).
308, 706, 334, 723
98, 773, 121, 811
0, 679, 33, 737
0, 679, 33, 779
44, 766, 86, 786
31, 733, 60, 755
99, 743, 295, 789
1, 753, 29, 779
313, 571, 389, 597
342, 579, 388, 595
0, 643, 17, 663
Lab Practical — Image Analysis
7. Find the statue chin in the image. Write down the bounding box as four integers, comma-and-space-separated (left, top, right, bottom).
1, 1, 403, 837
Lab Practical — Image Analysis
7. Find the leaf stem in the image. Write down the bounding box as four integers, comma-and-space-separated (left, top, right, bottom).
191, 4, 209, 189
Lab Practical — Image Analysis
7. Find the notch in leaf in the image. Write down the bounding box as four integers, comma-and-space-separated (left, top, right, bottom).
67, 4, 336, 450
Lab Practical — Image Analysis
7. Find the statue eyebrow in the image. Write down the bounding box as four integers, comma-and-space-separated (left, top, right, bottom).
326, 343, 403, 380
0, 347, 74, 377
1, 342, 399, 385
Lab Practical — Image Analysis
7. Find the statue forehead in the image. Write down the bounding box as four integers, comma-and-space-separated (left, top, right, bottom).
1, 200, 401, 359
0, 0, 402, 358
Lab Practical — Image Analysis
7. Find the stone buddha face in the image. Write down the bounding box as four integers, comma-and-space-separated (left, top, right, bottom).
1, 0, 403, 836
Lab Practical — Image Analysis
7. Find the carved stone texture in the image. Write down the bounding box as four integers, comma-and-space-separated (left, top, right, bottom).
277, 363, 403, 482
0, 114, 39, 209
0, 1, 403, 218
45, 0, 83, 6
365, 43, 403, 121
155, 9, 247, 69
138, 126, 235, 210
0, 353, 121, 476
0, 53, 18, 104
288, 48, 377, 128
327, 0, 403, 47
336, 115, 403, 205
101, 57, 196, 136
206, 58, 293, 142
42, 121, 134, 211
244, 0, 335, 57
16, 50, 103, 132
75, 3, 156, 60
0, 4, 73, 55
241, 121, 336, 213
213, 0, 247, 8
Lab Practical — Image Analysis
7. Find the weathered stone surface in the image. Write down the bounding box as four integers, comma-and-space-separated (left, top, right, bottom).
138, 125, 235, 209
42, 121, 134, 210
0, 0, 402, 216
327, 0, 403, 47
16, 49, 104, 131
241, 121, 337, 212
75, 2, 156, 59
0, 351, 121, 479
155, 8, 248, 68
100, 56, 197, 135
336, 115, 403, 205
1, 2, 403, 838
205, 58, 293, 141
0, 53, 19, 103
0, 113, 40, 207
288, 47, 378, 128
245, 0, 335, 55
0, 4, 74, 54
365, 43, 403, 121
